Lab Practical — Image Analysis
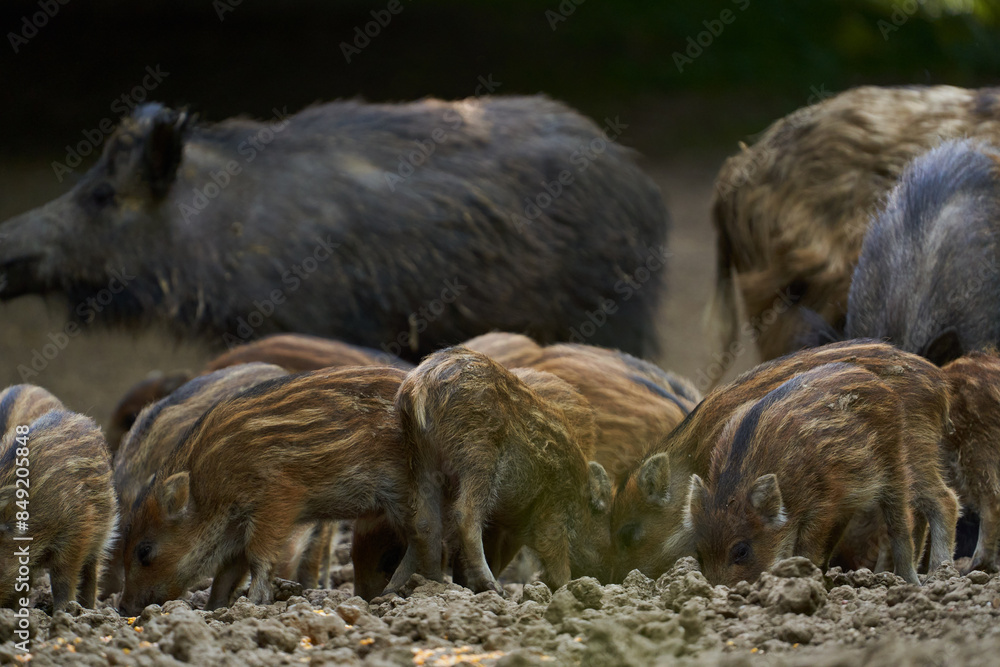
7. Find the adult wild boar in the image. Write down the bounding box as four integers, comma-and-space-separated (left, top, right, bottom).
0, 97, 668, 360
846, 139, 1000, 366
711, 85, 1000, 369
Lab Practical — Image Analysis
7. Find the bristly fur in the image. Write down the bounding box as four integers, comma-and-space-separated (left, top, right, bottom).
609, 339, 958, 582
847, 139, 1000, 364
0, 97, 668, 361
710, 85, 1000, 364
1, 404, 116, 610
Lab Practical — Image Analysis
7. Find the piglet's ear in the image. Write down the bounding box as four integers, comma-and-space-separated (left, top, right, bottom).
750, 474, 786, 527
637, 452, 671, 506
588, 461, 612, 514
160, 472, 191, 520
136, 104, 193, 199
683, 474, 708, 530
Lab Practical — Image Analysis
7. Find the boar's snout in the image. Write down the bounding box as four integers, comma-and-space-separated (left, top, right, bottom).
0, 199, 70, 300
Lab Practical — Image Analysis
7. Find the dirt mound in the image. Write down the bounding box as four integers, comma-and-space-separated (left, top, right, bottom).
4, 555, 999, 666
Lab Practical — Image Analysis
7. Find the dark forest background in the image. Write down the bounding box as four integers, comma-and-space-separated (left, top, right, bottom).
2, 0, 998, 160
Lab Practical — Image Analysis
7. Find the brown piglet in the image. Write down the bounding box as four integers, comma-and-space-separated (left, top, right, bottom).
388, 347, 612, 595
118, 366, 410, 615
942, 352, 1000, 572
1, 396, 117, 610
611, 339, 959, 582
685, 363, 928, 586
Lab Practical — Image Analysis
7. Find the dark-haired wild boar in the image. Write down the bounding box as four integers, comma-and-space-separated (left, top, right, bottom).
610, 339, 958, 582
0, 97, 668, 360
1, 409, 116, 609
118, 366, 410, 615
942, 352, 1000, 572
108, 333, 412, 451
685, 363, 930, 586
711, 85, 1000, 365
846, 139, 1000, 366
388, 347, 612, 595
107, 362, 288, 596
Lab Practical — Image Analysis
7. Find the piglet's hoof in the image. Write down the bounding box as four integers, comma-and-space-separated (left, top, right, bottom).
274, 578, 305, 602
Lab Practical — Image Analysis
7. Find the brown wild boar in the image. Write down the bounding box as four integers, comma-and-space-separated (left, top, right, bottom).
118, 366, 409, 615
107, 363, 288, 596
610, 339, 958, 582
685, 363, 926, 586
942, 352, 1000, 572
109, 333, 413, 452
711, 84, 1000, 365
1, 407, 117, 609
387, 347, 612, 595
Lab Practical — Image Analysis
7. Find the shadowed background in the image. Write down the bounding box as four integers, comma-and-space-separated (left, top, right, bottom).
1, 0, 997, 424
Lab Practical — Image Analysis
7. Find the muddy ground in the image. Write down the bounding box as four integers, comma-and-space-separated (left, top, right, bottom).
3, 150, 991, 665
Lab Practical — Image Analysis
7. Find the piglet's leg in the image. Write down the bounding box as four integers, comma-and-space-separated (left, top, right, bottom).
206, 555, 249, 611
917, 482, 959, 572
77, 556, 100, 609
879, 486, 919, 585
248, 557, 277, 605
49, 568, 80, 612
970, 499, 1000, 573
454, 494, 500, 594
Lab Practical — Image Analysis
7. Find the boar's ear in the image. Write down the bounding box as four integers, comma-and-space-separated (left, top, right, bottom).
683, 474, 708, 530
141, 106, 193, 199
750, 474, 786, 527
159, 472, 191, 519
588, 461, 612, 514
922, 328, 963, 367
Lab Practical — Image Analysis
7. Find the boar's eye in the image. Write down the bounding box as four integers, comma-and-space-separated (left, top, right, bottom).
136, 541, 155, 567
89, 183, 117, 210
617, 522, 640, 549
730, 541, 752, 565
